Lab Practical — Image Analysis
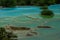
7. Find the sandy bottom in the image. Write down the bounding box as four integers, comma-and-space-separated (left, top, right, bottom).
0, 14, 60, 40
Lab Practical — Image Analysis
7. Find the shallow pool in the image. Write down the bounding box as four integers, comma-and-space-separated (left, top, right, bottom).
0, 4, 60, 40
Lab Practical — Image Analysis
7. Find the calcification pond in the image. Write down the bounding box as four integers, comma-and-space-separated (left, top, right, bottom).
0, 4, 60, 40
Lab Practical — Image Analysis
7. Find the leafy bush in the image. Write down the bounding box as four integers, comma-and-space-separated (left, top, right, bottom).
41, 10, 54, 18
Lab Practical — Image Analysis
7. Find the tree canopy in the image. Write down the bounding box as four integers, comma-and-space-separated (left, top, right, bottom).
0, 0, 56, 7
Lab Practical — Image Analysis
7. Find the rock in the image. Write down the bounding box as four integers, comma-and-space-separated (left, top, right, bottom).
26, 31, 38, 37
26, 33, 33, 36
31, 32, 38, 35
37, 26, 51, 28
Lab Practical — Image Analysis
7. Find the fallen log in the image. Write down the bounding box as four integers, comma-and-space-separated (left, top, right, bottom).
37, 26, 51, 28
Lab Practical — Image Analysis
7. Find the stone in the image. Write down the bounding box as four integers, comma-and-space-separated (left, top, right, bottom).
26, 33, 33, 36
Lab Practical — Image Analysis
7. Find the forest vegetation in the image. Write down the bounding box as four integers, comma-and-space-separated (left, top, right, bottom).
0, 0, 57, 7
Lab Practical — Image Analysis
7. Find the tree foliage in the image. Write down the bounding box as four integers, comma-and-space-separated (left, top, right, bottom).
0, 0, 16, 7
0, 0, 56, 7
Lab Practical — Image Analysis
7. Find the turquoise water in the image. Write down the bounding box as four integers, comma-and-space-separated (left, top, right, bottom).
0, 4, 60, 40
0, 4, 60, 17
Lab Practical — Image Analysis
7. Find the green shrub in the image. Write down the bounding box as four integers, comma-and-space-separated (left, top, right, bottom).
41, 10, 54, 18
